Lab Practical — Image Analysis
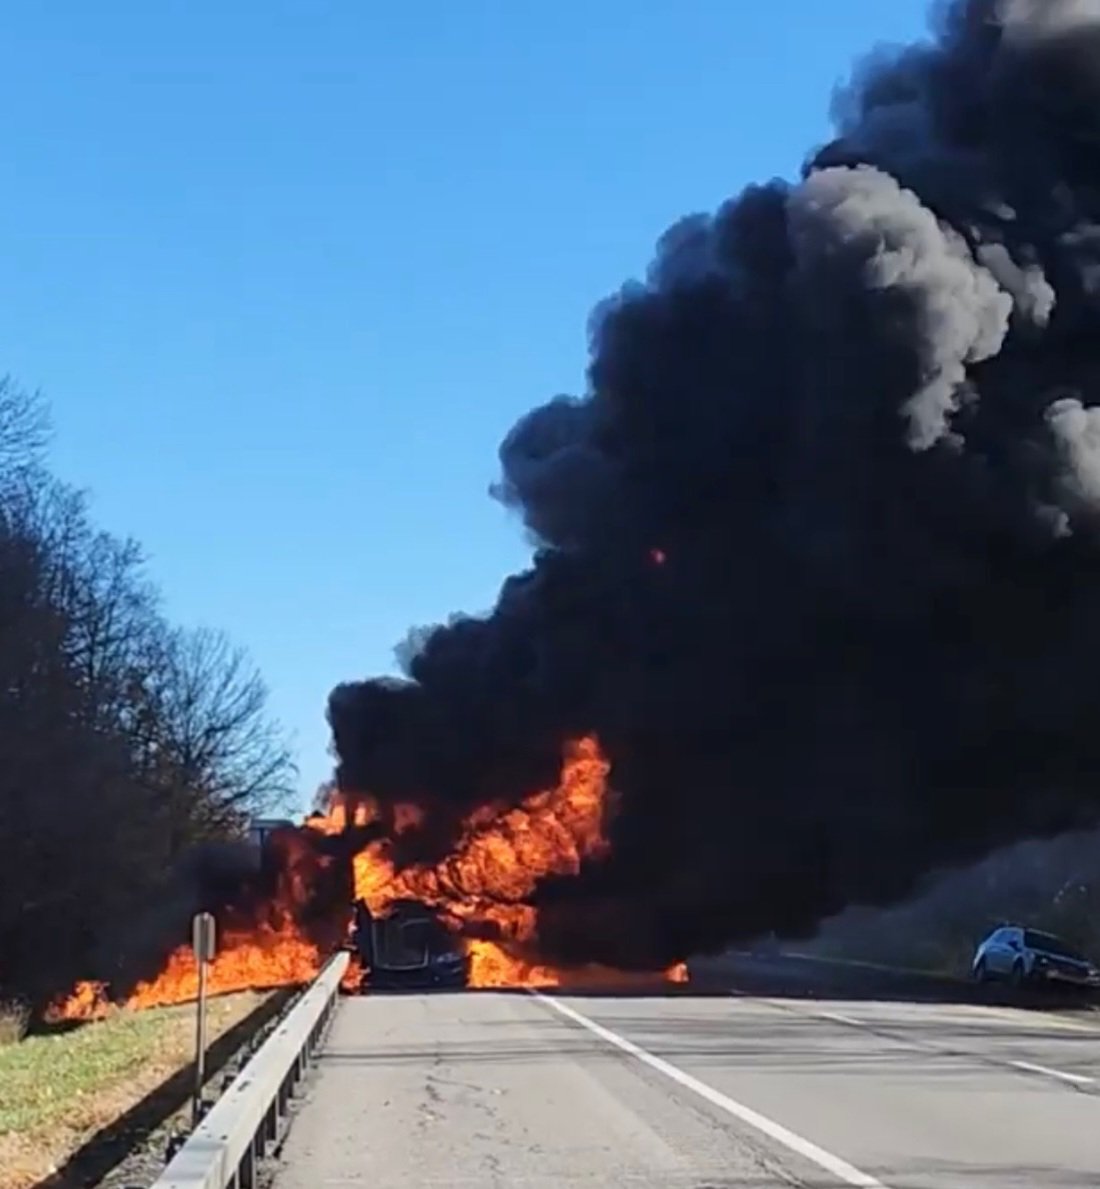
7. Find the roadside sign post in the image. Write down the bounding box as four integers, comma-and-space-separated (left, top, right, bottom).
191, 912, 217, 1128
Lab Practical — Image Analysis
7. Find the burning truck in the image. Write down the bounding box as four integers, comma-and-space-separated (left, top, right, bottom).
247, 815, 471, 990
349, 898, 469, 990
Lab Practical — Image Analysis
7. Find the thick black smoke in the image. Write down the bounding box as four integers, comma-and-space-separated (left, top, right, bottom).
329, 0, 1100, 969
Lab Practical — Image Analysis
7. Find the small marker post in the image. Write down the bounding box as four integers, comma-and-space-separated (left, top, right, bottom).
190, 912, 217, 1127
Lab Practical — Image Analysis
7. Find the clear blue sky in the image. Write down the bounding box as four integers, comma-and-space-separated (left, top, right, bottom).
0, 1, 930, 809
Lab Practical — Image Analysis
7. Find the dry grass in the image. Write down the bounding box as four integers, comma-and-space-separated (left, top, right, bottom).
0, 990, 273, 1189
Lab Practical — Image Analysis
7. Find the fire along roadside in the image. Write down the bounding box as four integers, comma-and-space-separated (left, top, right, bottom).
149, 951, 348, 1189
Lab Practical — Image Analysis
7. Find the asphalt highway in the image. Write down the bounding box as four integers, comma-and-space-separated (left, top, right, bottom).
272, 955, 1100, 1187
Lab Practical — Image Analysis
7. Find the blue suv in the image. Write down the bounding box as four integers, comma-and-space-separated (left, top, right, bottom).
972, 925, 1100, 989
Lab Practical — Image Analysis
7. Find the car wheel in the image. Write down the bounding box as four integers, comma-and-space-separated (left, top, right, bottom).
973, 957, 988, 983
1009, 961, 1026, 988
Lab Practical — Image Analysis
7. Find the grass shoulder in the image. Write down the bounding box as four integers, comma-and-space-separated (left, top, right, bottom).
0, 990, 273, 1189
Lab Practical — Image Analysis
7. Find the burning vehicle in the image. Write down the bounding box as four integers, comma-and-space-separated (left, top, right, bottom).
350, 898, 469, 990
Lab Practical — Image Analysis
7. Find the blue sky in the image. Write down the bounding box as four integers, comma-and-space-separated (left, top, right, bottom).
0, 1, 931, 809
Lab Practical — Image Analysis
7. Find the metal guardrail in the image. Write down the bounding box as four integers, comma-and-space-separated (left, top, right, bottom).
150, 951, 348, 1189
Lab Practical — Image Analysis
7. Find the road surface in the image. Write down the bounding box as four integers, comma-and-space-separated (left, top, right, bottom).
272, 956, 1100, 1187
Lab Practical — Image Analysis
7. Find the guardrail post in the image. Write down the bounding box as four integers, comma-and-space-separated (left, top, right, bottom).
239, 1142, 254, 1189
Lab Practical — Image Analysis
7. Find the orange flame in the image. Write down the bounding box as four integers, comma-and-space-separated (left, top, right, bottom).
46, 922, 322, 1022
352, 737, 608, 915
46, 980, 112, 1022
47, 736, 688, 1018
125, 923, 321, 1011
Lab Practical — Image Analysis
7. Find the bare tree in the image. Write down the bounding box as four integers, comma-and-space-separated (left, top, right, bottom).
140, 625, 296, 828
0, 377, 49, 503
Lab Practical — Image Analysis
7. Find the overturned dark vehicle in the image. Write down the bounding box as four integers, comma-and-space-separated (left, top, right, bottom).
350, 898, 469, 990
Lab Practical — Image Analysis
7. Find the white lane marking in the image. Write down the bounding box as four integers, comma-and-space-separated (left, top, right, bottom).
532, 990, 890, 1189
742, 995, 1097, 1089
1008, 1059, 1095, 1086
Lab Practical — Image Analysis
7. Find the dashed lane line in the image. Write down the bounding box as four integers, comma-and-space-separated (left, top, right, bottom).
733, 993, 1098, 1090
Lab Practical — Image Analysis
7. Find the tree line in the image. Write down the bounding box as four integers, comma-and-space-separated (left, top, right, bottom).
0, 379, 295, 1007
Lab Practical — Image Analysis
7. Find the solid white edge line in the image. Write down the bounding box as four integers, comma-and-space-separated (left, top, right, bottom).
532, 990, 890, 1189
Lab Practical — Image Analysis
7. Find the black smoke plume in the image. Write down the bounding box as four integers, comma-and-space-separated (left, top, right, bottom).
329, 0, 1100, 969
